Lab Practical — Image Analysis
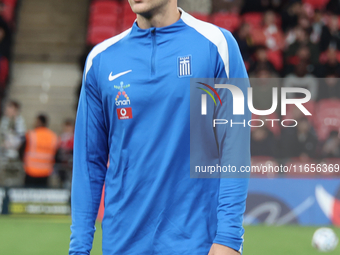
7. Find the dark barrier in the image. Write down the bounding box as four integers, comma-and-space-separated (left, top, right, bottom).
0, 188, 70, 215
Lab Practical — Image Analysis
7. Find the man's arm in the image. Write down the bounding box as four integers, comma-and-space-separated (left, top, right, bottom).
212, 30, 251, 255
69, 56, 109, 255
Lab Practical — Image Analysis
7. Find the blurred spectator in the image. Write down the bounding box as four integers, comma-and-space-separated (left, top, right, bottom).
317, 48, 340, 77
297, 14, 312, 31
284, 45, 318, 75
248, 45, 278, 74
262, 10, 284, 51
0, 100, 26, 160
56, 119, 74, 188
318, 75, 340, 101
234, 23, 254, 62
310, 10, 324, 44
285, 27, 319, 67
281, 0, 302, 32
283, 62, 319, 100
321, 130, 340, 158
280, 118, 318, 158
251, 126, 277, 157
319, 15, 340, 52
20, 115, 58, 188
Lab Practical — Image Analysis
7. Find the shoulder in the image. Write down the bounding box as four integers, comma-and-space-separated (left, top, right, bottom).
85, 28, 132, 79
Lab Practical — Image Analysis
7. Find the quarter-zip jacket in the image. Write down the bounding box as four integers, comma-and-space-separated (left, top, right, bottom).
70, 9, 250, 255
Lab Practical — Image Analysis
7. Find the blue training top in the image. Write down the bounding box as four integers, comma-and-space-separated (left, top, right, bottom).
70, 9, 250, 255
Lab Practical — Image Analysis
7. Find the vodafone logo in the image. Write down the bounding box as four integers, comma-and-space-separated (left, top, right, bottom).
120, 108, 127, 116
117, 107, 133, 120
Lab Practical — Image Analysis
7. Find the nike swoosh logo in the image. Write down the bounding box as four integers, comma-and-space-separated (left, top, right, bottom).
109, 70, 132, 81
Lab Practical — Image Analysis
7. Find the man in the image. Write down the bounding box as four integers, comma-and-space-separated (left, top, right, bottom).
20, 114, 58, 188
70, 1, 250, 254
0, 100, 26, 160
0, 100, 26, 185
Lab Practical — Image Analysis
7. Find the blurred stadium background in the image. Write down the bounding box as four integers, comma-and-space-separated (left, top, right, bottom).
0, 0, 340, 254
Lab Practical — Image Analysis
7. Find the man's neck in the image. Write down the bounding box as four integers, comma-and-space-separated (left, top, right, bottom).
136, 5, 180, 29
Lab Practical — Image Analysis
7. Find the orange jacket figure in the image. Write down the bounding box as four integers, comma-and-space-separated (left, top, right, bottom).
24, 127, 58, 178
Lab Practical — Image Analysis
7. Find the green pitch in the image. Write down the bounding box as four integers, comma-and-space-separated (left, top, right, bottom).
0, 216, 340, 254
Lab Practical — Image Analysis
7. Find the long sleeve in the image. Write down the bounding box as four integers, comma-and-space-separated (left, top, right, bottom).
69, 57, 109, 255
213, 30, 251, 253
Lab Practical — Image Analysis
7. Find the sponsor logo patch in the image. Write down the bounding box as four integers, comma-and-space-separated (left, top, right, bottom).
117, 107, 133, 120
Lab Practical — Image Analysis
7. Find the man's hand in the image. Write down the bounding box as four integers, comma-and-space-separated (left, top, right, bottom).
208, 243, 240, 255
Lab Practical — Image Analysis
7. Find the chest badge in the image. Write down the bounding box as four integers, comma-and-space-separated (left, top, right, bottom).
178, 55, 192, 78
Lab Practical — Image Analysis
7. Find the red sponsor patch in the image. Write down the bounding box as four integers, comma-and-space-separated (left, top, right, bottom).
117, 107, 133, 120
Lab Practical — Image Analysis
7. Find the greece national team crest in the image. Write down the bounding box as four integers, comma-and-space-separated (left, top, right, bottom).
178, 55, 192, 77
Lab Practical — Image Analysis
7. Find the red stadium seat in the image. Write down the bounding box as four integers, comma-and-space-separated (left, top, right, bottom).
119, 1, 136, 31
90, 0, 120, 16
315, 99, 340, 141
242, 12, 263, 28
0, 57, 8, 88
89, 13, 118, 29
122, 0, 135, 17
87, 26, 120, 45
211, 13, 240, 32
89, 1, 121, 35
121, 13, 136, 31
251, 156, 279, 178
1, 3, 15, 24
266, 50, 283, 71
2, 0, 17, 7
302, 0, 330, 10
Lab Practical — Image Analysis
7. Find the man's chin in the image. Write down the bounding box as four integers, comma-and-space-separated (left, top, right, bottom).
130, 3, 151, 15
